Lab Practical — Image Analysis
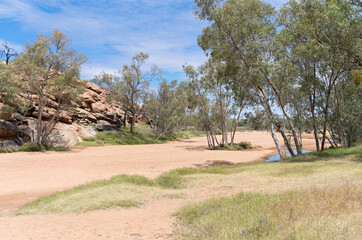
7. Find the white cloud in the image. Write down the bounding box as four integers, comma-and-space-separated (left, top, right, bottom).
0, 0, 287, 79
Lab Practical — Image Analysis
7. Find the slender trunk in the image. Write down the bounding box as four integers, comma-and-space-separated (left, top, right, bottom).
130, 116, 136, 134
321, 90, 331, 150
257, 87, 284, 157
265, 77, 302, 154
231, 105, 244, 145
270, 122, 283, 157
276, 123, 295, 157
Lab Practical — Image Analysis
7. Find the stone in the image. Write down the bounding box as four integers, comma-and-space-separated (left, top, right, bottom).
0, 140, 19, 150
91, 102, 107, 113
59, 112, 72, 124
0, 121, 20, 138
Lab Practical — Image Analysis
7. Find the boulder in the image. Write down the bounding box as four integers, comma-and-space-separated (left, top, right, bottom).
91, 102, 107, 113
82, 91, 96, 104
59, 112, 72, 124
0, 140, 19, 150
0, 121, 20, 138
86, 82, 104, 94
75, 108, 97, 123
96, 120, 120, 132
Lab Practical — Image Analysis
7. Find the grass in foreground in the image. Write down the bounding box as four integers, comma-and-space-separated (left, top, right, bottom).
77, 127, 204, 147
174, 184, 361, 240
17, 147, 361, 219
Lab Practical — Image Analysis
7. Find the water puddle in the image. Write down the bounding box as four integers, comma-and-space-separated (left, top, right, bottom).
266, 150, 312, 162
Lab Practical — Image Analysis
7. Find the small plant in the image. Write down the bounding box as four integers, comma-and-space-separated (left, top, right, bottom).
213, 141, 254, 151
19, 142, 46, 152
0, 147, 16, 153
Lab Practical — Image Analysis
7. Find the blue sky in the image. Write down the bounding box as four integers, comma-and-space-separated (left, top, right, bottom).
0, 0, 287, 83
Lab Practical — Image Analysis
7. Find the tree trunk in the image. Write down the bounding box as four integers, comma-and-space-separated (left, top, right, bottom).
269, 122, 283, 157
130, 116, 136, 134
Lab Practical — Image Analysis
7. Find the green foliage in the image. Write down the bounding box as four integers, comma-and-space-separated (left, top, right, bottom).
77, 128, 203, 146
19, 142, 46, 152
0, 63, 23, 119
213, 141, 254, 151
14, 29, 87, 144
0, 147, 16, 153
19, 142, 69, 152
144, 79, 189, 139
93, 52, 161, 134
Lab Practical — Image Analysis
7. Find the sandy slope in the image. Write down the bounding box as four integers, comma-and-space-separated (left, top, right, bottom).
0, 131, 316, 240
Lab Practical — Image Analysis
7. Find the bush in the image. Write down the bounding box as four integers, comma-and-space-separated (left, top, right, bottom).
0, 147, 16, 153
19, 142, 46, 152
238, 141, 253, 149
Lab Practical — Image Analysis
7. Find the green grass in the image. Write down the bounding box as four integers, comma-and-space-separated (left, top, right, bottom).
17, 147, 362, 220
77, 127, 204, 147
174, 185, 361, 240
0, 142, 69, 154
213, 141, 254, 151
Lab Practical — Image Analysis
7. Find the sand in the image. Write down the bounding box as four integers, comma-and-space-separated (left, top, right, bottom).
0, 131, 316, 239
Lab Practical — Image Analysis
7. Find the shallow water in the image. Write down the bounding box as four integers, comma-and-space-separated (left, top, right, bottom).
266, 150, 312, 162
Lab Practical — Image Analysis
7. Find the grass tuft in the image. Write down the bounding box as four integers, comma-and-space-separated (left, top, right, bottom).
213, 141, 254, 151
174, 184, 362, 240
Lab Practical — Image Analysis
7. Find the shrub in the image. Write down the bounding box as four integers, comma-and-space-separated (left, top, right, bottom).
238, 141, 253, 149
0, 147, 16, 153
19, 142, 46, 152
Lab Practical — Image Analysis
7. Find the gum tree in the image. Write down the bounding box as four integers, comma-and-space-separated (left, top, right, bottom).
15, 29, 87, 144
93, 52, 161, 134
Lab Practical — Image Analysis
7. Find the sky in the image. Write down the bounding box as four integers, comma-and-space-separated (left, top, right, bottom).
0, 0, 288, 83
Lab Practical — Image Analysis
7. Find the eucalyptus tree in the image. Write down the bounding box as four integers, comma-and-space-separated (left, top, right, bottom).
15, 29, 87, 144
184, 57, 248, 149
93, 52, 161, 134
144, 79, 188, 140
194, 0, 301, 156
278, 0, 361, 150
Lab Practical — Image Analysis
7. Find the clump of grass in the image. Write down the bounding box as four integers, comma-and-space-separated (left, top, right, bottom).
174, 184, 362, 240
17, 174, 156, 215
19, 142, 69, 152
0, 147, 16, 153
213, 141, 254, 151
19, 142, 46, 152
77, 127, 204, 147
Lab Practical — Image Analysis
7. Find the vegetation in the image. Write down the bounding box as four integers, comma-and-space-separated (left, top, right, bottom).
93, 52, 161, 134
14, 29, 87, 144
77, 127, 204, 146
174, 185, 361, 240
187, 0, 361, 154
144, 79, 189, 140
17, 147, 361, 218
213, 141, 254, 151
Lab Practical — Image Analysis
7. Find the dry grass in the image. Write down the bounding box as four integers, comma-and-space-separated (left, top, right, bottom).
17, 146, 361, 240
174, 184, 361, 240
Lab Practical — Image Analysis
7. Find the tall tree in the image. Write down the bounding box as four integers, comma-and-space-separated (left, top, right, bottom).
93, 52, 161, 134
144, 79, 188, 140
278, 0, 361, 150
14, 29, 87, 144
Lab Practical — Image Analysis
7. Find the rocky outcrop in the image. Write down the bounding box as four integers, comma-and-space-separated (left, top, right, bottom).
0, 80, 138, 147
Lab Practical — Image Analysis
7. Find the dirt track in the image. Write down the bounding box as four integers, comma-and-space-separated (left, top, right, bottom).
0, 131, 316, 239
